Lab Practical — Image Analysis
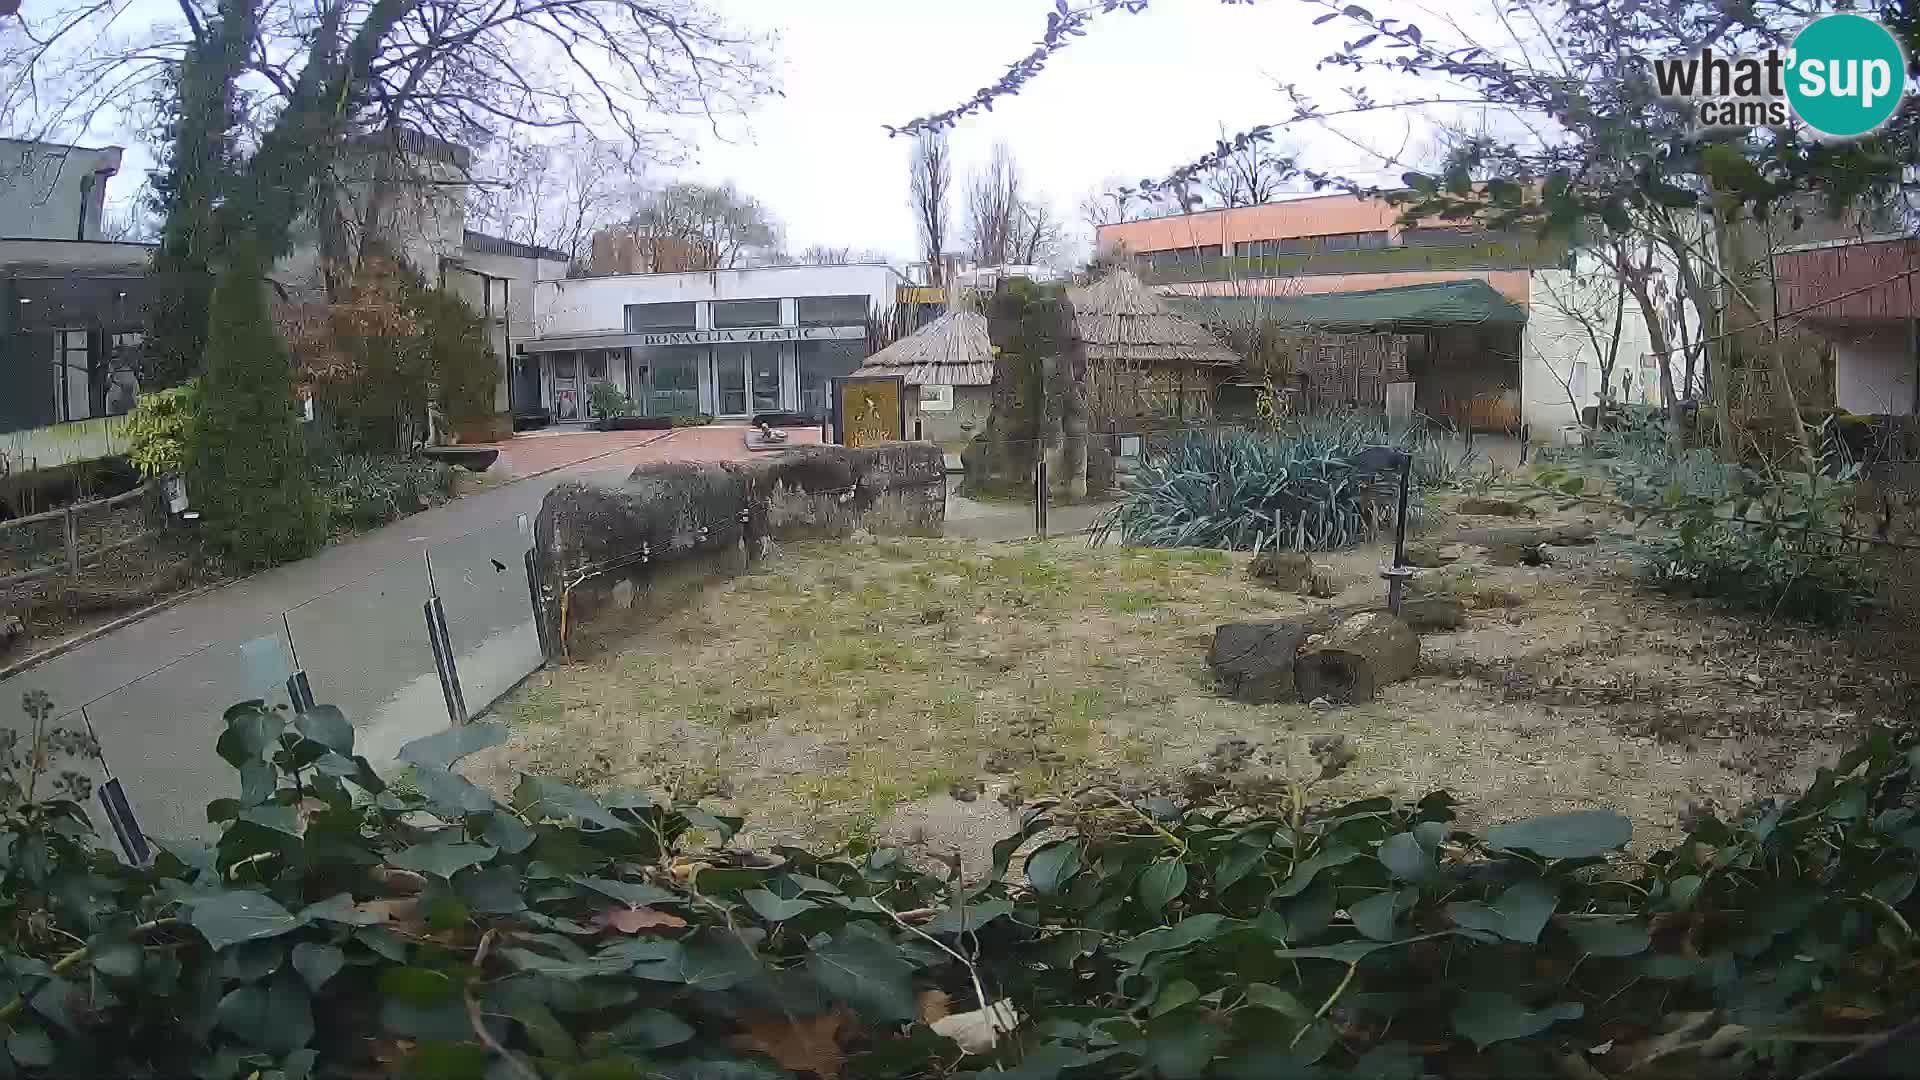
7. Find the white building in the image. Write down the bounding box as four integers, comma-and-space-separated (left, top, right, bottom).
525, 263, 906, 422
0, 139, 123, 242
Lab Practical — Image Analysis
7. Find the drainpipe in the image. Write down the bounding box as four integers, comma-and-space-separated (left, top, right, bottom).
77, 174, 95, 239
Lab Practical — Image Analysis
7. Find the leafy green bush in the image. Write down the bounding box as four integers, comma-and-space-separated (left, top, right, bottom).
588, 384, 635, 420
1537, 415, 1875, 623
672, 413, 715, 428
186, 251, 326, 569
0, 689, 1912, 1079
123, 381, 200, 479
1094, 417, 1465, 551
317, 453, 455, 531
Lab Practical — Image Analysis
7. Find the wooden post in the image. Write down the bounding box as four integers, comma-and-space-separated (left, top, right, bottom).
63, 505, 78, 580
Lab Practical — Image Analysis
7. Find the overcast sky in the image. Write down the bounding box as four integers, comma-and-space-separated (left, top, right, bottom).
675, 0, 1439, 261
73, 0, 1485, 260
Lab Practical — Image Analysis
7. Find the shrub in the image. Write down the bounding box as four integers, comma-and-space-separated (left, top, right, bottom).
316, 453, 455, 531
0, 689, 1912, 1079
672, 413, 715, 427
123, 380, 200, 479
588, 383, 634, 419
186, 250, 326, 569
1538, 414, 1875, 623
1093, 416, 1466, 552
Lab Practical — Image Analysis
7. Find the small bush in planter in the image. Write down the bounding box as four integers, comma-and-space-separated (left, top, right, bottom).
587, 383, 634, 422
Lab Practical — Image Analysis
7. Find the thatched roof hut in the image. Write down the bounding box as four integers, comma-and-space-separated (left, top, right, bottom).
1067, 269, 1241, 369
851, 308, 993, 387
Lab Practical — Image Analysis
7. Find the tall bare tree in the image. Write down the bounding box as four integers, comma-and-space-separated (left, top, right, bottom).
467, 135, 635, 264
629, 180, 781, 270
1200, 124, 1293, 208
964, 141, 1064, 266
908, 131, 950, 285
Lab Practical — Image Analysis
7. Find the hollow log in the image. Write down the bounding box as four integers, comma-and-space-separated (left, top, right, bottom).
1293, 612, 1419, 703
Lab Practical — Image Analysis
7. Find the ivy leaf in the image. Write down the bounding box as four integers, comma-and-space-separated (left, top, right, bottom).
925, 899, 1012, 935
1445, 880, 1556, 944
1450, 992, 1582, 1050
572, 876, 678, 908
598, 907, 688, 935
510, 1002, 577, 1061
215, 974, 314, 1054
516, 775, 626, 831
1275, 845, 1362, 897
1024, 839, 1081, 896
742, 889, 817, 922
608, 1008, 696, 1049
408, 767, 499, 815
1350, 889, 1407, 941
216, 704, 284, 767
1150, 978, 1200, 1017
455, 866, 527, 914
1137, 858, 1188, 912
666, 929, 763, 991
292, 705, 354, 756
299, 892, 387, 926
1273, 940, 1387, 964
1142, 1017, 1222, 1079
5, 1025, 54, 1067
806, 925, 917, 1021
1559, 917, 1651, 957
1486, 811, 1630, 858
292, 942, 345, 991
388, 834, 497, 879
1243, 983, 1312, 1021
189, 890, 304, 950
91, 941, 144, 978
1377, 832, 1432, 882
403, 1041, 489, 1080
397, 722, 508, 771
479, 810, 535, 854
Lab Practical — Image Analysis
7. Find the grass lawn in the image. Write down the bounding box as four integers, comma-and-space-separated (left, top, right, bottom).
468, 506, 1907, 872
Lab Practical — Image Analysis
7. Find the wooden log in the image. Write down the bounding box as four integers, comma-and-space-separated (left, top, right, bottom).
1209, 621, 1313, 704
1398, 596, 1467, 631
1294, 612, 1419, 703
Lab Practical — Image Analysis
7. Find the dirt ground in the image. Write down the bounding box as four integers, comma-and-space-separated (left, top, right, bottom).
470, 490, 1917, 874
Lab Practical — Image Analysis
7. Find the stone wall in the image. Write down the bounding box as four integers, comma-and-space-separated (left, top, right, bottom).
531, 442, 945, 653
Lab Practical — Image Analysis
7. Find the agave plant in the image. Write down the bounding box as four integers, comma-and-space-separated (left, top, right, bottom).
1093, 415, 1469, 552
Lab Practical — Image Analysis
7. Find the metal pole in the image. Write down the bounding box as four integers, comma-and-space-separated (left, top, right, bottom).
425, 596, 468, 725
82, 705, 149, 866
1387, 455, 1412, 615
1035, 456, 1048, 539
63, 505, 78, 580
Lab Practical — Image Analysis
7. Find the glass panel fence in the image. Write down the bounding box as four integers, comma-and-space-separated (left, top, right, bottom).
428, 514, 544, 719
286, 553, 440, 771
79, 619, 295, 843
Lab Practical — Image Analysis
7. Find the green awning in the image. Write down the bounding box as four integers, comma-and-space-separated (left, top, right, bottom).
1167, 279, 1527, 333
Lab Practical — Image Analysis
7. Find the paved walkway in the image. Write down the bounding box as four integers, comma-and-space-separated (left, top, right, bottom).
0, 425, 810, 839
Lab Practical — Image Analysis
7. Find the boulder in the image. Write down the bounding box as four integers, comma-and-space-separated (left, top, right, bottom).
1209, 621, 1312, 704
726, 442, 945, 541
1293, 612, 1419, 703
1399, 542, 1458, 568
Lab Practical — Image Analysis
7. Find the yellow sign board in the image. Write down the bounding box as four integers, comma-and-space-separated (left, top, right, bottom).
834, 376, 905, 448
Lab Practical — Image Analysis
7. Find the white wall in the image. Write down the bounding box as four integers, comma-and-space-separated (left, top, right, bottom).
1833, 324, 1917, 415
534, 263, 904, 336
0, 141, 121, 240
1523, 247, 1687, 437
0, 238, 151, 271
446, 252, 571, 413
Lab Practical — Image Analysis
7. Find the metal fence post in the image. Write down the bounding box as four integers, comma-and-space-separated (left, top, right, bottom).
63, 505, 78, 580
83, 705, 150, 866
423, 548, 468, 726
525, 547, 553, 662
1035, 457, 1049, 539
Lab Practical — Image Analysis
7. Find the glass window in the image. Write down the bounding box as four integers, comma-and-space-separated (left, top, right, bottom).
585, 350, 609, 381
625, 302, 697, 332
712, 299, 782, 328
553, 353, 577, 379
751, 349, 781, 413
714, 343, 751, 414
796, 339, 864, 421
796, 295, 869, 327
53, 329, 88, 422
641, 346, 702, 417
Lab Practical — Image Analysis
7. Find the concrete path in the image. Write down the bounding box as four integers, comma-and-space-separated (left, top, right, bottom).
0, 426, 801, 840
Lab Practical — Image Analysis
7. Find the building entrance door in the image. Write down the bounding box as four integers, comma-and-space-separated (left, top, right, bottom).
712, 343, 782, 417
552, 352, 580, 421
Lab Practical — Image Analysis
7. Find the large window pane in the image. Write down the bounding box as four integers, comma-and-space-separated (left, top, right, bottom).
712, 299, 781, 328
715, 343, 749, 414
638, 346, 702, 417
796, 339, 864, 421
751, 348, 781, 412
626, 301, 697, 332
796, 294, 869, 327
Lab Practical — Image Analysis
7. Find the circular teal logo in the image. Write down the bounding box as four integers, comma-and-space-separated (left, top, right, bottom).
1786, 14, 1907, 138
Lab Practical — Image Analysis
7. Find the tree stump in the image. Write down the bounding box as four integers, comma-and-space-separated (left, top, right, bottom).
1294, 612, 1419, 703
1397, 596, 1467, 631
1208, 621, 1312, 704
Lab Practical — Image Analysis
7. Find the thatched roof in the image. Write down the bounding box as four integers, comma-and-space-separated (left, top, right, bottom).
1067, 269, 1241, 368
852, 308, 994, 386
